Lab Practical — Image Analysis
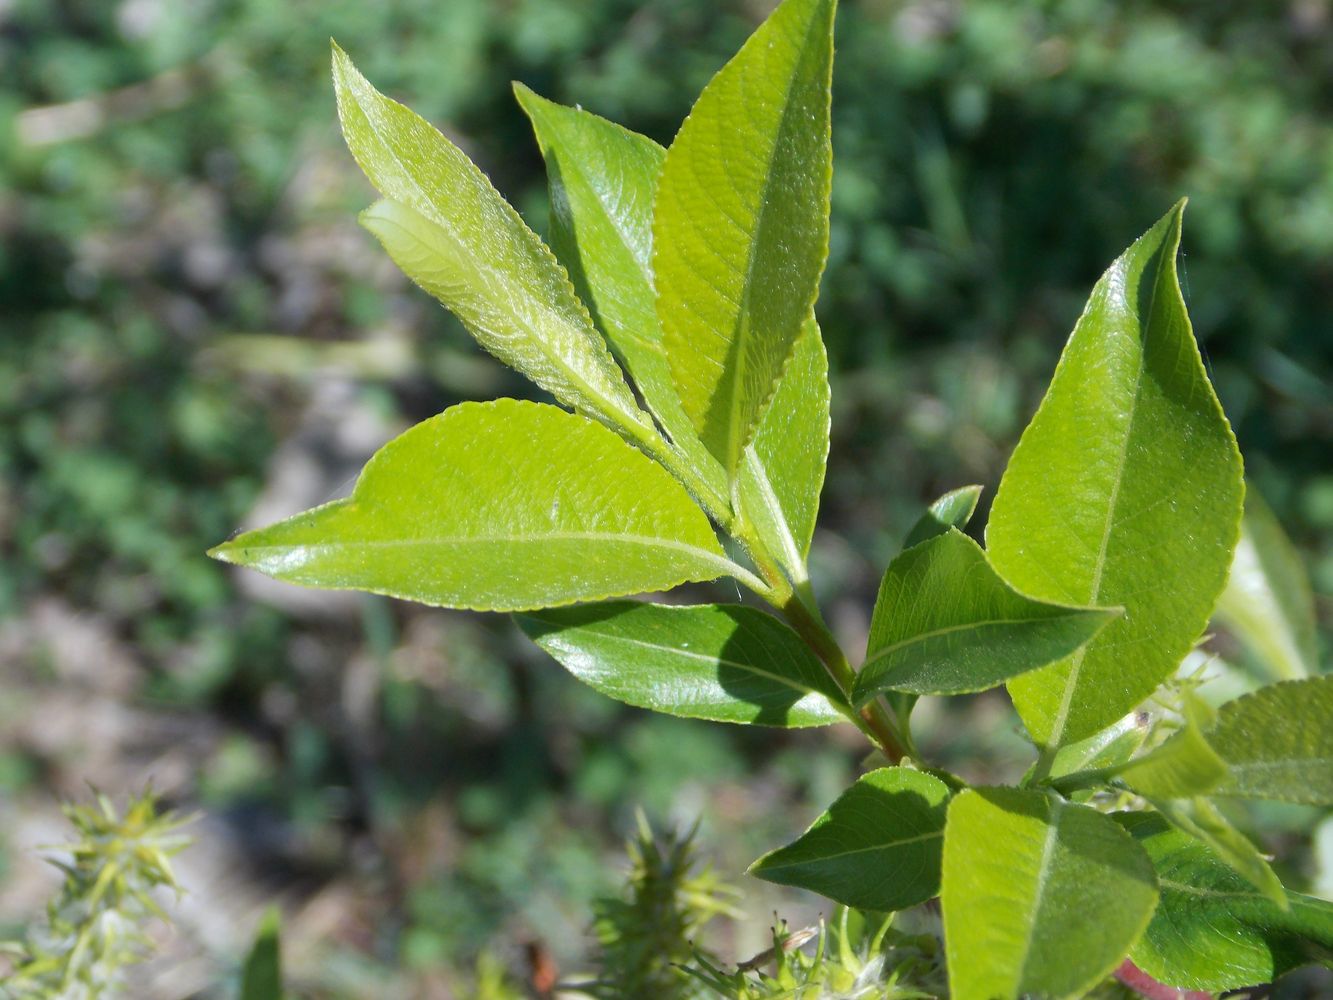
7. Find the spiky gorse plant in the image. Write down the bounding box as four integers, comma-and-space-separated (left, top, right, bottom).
211, 0, 1333, 994
0, 791, 191, 1000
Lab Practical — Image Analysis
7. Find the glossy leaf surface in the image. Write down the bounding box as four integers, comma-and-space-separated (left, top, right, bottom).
654, 0, 834, 474
941, 787, 1158, 1000
736, 318, 830, 576
1046, 713, 1149, 781
988, 202, 1244, 748
514, 86, 723, 494
750, 767, 950, 911
1149, 795, 1286, 906
331, 46, 650, 437
211, 401, 729, 611
853, 530, 1118, 701
1208, 677, 1333, 806
1122, 813, 1333, 992
902, 485, 983, 550
1216, 488, 1318, 681
517, 601, 846, 727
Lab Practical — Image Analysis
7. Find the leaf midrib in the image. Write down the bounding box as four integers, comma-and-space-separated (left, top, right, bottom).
1014, 799, 1065, 992
862, 613, 1091, 675
1047, 255, 1164, 746
757, 828, 943, 871
343, 79, 646, 433
525, 615, 835, 704
722, 5, 827, 471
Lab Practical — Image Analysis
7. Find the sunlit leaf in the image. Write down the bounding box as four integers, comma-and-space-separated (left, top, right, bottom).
1208, 677, 1333, 806
902, 485, 983, 550
211, 400, 731, 611
941, 787, 1158, 1000
655, 0, 835, 474
988, 201, 1245, 748
331, 45, 651, 437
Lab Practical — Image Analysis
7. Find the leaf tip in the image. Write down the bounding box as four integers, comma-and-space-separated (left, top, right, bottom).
206, 540, 240, 564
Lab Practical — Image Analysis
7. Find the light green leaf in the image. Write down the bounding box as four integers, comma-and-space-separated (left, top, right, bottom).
654, 0, 835, 474
749, 767, 950, 910
988, 201, 1245, 748
1046, 712, 1149, 781
852, 530, 1118, 701
210, 400, 734, 612
1117, 720, 1229, 800
941, 788, 1159, 1000
516, 601, 847, 727
1149, 795, 1287, 907
239, 908, 282, 1000
1216, 488, 1319, 681
1121, 812, 1333, 992
330, 45, 651, 438
513, 85, 724, 498
902, 485, 983, 550
736, 318, 831, 578
1207, 677, 1333, 806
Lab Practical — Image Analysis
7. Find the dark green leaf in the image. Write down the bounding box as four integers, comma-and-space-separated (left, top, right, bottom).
239, 908, 282, 1000
1121, 812, 1333, 992
853, 530, 1118, 701
749, 767, 950, 910
518, 601, 847, 727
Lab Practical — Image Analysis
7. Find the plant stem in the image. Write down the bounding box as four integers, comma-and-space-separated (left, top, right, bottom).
1045, 763, 1126, 796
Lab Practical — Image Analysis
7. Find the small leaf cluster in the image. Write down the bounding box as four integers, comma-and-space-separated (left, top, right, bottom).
0, 791, 191, 1000
211, 0, 1333, 995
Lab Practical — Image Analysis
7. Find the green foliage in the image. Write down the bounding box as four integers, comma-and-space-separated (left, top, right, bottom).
1216, 489, 1321, 681
579, 816, 740, 1000
519, 602, 848, 727
940, 788, 1159, 1000
654, 0, 833, 477
854, 529, 1118, 700
212, 400, 735, 611
1121, 812, 1333, 993
1207, 676, 1333, 806
238, 909, 283, 1000
207, 1, 1333, 996
749, 767, 949, 912
0, 791, 191, 1000
987, 200, 1245, 750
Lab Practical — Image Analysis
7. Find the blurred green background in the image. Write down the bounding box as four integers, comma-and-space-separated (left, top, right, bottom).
1, 0, 1330, 995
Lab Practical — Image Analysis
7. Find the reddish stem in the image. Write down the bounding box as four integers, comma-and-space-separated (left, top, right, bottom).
1114, 959, 1213, 1000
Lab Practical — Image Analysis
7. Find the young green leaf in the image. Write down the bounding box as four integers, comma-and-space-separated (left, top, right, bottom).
749, 767, 950, 911
654, 0, 835, 475
736, 318, 831, 578
210, 400, 737, 612
239, 908, 283, 1000
941, 788, 1159, 1000
1148, 795, 1287, 907
987, 201, 1245, 748
513, 85, 724, 499
852, 530, 1118, 702
1045, 712, 1149, 782
516, 601, 847, 727
1207, 677, 1333, 806
902, 485, 983, 550
330, 45, 651, 439
1215, 488, 1319, 681
1117, 720, 1229, 800
1120, 812, 1333, 992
